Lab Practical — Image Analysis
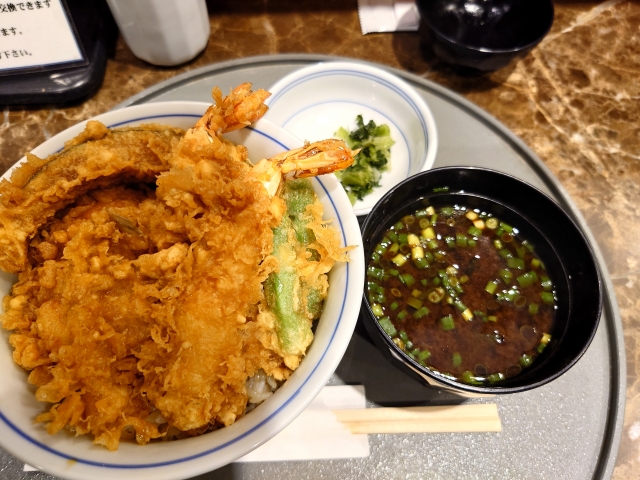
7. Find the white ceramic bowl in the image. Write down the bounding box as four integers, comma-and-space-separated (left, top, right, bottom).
0, 102, 364, 480
265, 61, 438, 216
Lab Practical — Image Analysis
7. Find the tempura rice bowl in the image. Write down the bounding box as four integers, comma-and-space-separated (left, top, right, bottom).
0, 102, 364, 480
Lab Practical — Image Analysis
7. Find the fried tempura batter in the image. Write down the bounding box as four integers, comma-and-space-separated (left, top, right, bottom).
0, 84, 353, 450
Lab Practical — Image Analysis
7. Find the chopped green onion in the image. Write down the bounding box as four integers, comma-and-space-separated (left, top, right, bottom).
440, 206, 454, 215
414, 257, 428, 269
399, 275, 415, 290
418, 349, 431, 361
540, 291, 555, 304
456, 233, 468, 248
421, 227, 436, 239
399, 330, 409, 343
517, 271, 538, 288
485, 280, 499, 295
528, 302, 539, 315
428, 288, 445, 303
434, 250, 447, 261
367, 265, 384, 279
440, 315, 455, 330
452, 352, 462, 367
500, 222, 513, 233
468, 226, 482, 237
397, 310, 408, 321
407, 234, 420, 246
453, 298, 467, 312
485, 218, 499, 229
499, 269, 513, 284
378, 317, 396, 336
461, 370, 482, 385
374, 243, 388, 255
390, 301, 399, 311
522, 240, 535, 252
507, 257, 525, 270
392, 254, 408, 267
445, 236, 455, 248
514, 295, 527, 308
520, 354, 533, 367
371, 303, 384, 317
414, 306, 430, 319
407, 297, 423, 310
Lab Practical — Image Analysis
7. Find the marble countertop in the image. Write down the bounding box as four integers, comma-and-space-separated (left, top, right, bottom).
1, 0, 638, 478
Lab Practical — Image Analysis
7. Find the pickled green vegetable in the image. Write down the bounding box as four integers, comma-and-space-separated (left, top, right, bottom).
334, 115, 395, 204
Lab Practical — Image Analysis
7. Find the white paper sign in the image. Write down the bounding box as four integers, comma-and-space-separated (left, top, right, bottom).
0, 0, 84, 73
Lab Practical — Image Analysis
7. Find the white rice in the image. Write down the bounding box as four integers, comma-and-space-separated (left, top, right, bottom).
245, 369, 279, 408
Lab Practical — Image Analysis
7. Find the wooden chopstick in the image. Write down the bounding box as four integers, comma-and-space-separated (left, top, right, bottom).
333, 403, 501, 434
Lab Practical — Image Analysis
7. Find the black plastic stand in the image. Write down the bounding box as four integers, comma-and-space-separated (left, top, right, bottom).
0, 0, 116, 106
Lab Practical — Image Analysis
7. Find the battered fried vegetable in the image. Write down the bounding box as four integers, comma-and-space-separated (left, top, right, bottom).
0, 122, 181, 273
0, 83, 353, 450
264, 179, 349, 369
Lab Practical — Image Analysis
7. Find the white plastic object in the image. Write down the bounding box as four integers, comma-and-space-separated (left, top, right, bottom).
105, 0, 210, 66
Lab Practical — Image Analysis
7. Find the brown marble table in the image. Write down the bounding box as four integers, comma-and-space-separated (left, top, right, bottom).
1, 0, 638, 477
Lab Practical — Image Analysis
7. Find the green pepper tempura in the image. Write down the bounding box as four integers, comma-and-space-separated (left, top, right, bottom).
335, 115, 395, 204
263, 179, 349, 370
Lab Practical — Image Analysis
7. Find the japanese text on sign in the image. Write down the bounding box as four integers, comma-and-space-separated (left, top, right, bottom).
0, 0, 83, 73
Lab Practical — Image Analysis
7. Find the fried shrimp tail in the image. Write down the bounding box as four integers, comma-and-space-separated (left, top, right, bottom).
247, 139, 356, 197
195, 82, 271, 136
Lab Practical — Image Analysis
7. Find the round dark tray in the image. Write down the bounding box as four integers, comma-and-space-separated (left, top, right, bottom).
0, 54, 623, 480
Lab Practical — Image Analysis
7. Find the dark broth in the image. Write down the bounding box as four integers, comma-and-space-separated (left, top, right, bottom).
366, 202, 556, 384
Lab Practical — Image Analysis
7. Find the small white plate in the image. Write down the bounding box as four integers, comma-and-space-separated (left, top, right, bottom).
265, 61, 438, 216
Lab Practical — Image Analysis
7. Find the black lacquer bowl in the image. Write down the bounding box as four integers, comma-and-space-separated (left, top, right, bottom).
360, 167, 602, 395
416, 0, 554, 72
